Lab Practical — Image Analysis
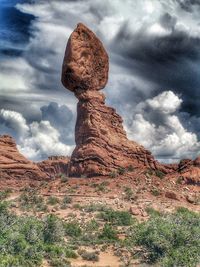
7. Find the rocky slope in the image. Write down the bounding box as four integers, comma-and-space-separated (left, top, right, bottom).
38, 156, 69, 177
62, 23, 171, 177
0, 135, 69, 180
0, 135, 48, 180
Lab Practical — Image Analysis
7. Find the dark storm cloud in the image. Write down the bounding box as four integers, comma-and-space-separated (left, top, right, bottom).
0, 0, 34, 56
111, 20, 200, 116
41, 102, 75, 144
176, 0, 200, 12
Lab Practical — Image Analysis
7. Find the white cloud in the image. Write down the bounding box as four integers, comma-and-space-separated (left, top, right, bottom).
0, 109, 29, 140
146, 90, 182, 114
127, 91, 200, 161
0, 109, 73, 161
19, 120, 73, 160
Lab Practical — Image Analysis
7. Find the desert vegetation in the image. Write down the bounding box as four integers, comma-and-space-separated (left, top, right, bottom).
0, 190, 199, 267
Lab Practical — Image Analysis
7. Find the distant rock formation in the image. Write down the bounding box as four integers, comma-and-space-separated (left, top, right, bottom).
0, 135, 48, 180
37, 156, 69, 177
0, 135, 69, 180
62, 23, 167, 177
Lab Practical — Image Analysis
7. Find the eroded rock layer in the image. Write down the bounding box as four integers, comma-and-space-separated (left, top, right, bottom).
0, 135, 48, 180
37, 156, 69, 177
68, 90, 167, 176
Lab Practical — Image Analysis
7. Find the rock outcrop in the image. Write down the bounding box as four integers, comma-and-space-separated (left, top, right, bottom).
62, 23, 167, 177
0, 135, 48, 180
178, 157, 200, 185
37, 156, 69, 177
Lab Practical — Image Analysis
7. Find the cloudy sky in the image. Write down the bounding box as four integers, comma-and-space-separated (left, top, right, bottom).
0, 0, 199, 162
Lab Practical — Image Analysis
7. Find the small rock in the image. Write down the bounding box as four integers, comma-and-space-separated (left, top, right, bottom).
141, 211, 148, 217
129, 207, 141, 216
186, 195, 196, 204
165, 191, 179, 200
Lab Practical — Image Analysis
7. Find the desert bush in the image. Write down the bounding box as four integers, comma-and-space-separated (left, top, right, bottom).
19, 192, 47, 211
64, 221, 82, 237
128, 207, 200, 266
0, 189, 12, 200
118, 167, 126, 175
99, 224, 118, 241
99, 209, 133, 226
44, 214, 64, 243
47, 196, 60, 205
151, 188, 161, 196
60, 174, 68, 183
124, 187, 134, 200
63, 196, 72, 204
109, 171, 118, 178
155, 170, 165, 179
81, 251, 99, 262
84, 219, 99, 232
127, 165, 134, 172
0, 202, 80, 267
83, 203, 108, 213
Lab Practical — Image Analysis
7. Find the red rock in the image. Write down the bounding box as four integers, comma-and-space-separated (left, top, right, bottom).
129, 207, 141, 216
178, 156, 200, 185
165, 191, 179, 200
186, 195, 196, 204
194, 156, 200, 167
62, 23, 109, 92
37, 156, 69, 177
61, 23, 168, 177
0, 135, 48, 180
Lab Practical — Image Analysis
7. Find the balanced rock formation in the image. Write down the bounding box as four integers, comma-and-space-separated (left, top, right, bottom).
0, 135, 48, 180
62, 23, 167, 177
37, 156, 69, 177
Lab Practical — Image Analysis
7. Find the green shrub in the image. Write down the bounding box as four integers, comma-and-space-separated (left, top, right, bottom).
44, 215, 64, 243
64, 221, 82, 237
83, 203, 108, 213
0, 189, 12, 200
129, 208, 200, 266
124, 187, 134, 200
99, 224, 118, 240
127, 165, 134, 172
155, 170, 165, 179
151, 188, 160, 196
63, 196, 72, 204
60, 174, 68, 183
50, 258, 71, 267
109, 171, 118, 178
99, 209, 133, 226
19, 192, 47, 211
118, 167, 126, 175
85, 219, 99, 232
81, 251, 99, 262
47, 196, 60, 205
176, 176, 183, 184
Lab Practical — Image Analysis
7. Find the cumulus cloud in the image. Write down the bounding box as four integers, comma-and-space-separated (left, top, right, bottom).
19, 120, 73, 160
0, 106, 74, 161
0, 0, 199, 162
127, 91, 200, 161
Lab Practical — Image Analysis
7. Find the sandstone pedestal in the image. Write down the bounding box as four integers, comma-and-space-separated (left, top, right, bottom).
62, 23, 167, 177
